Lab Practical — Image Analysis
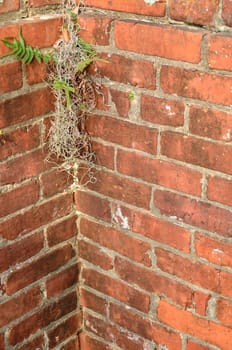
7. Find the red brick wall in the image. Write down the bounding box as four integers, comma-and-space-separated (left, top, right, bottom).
0, 1, 81, 349
76, 1, 232, 349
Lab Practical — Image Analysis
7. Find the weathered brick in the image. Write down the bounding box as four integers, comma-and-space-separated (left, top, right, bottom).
115, 21, 202, 63
79, 240, 113, 270
161, 131, 232, 175
189, 106, 232, 142
80, 218, 151, 266
17, 336, 45, 350
110, 303, 182, 350
92, 141, 115, 170
169, 0, 219, 25
0, 287, 41, 328
48, 313, 82, 348
117, 149, 202, 196
154, 189, 232, 237
115, 256, 194, 308
186, 339, 213, 350
112, 204, 191, 252
46, 264, 79, 298
0, 124, 40, 161
160, 66, 232, 106
79, 15, 112, 45
41, 168, 73, 197
47, 215, 77, 247
9, 291, 77, 345
80, 333, 111, 350
222, 0, 232, 26
0, 334, 4, 350
0, 181, 39, 218
5, 243, 75, 294
0, 194, 73, 240
80, 288, 107, 316
157, 300, 232, 350
85, 0, 166, 16
110, 89, 131, 118
195, 232, 232, 268
82, 268, 150, 312
0, 231, 44, 273
207, 176, 232, 207
156, 248, 232, 297
208, 35, 232, 71
75, 190, 111, 222
93, 53, 156, 89
0, 23, 19, 55
0, 88, 54, 129
0, 61, 22, 94
0, 0, 19, 14
141, 94, 185, 127
217, 298, 232, 326
87, 114, 158, 154
25, 60, 47, 85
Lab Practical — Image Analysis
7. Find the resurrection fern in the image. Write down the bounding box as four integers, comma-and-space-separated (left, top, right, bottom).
1, 28, 53, 64
53, 78, 75, 109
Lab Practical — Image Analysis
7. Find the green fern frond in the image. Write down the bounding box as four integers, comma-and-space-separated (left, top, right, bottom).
53, 78, 75, 109
0, 28, 53, 64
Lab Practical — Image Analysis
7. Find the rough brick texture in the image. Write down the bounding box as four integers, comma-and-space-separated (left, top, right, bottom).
76, 1, 232, 350
0, 2, 80, 349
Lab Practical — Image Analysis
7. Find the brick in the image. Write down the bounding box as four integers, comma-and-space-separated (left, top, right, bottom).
0, 231, 43, 273
17, 336, 45, 350
61, 338, 80, 350
48, 313, 82, 348
0, 287, 41, 328
0, 193, 73, 240
82, 268, 150, 312
0, 0, 19, 14
160, 65, 232, 106
9, 291, 77, 345
93, 53, 156, 89
75, 190, 111, 222
92, 141, 114, 170
21, 17, 62, 48
0, 24, 19, 55
169, 0, 219, 25
80, 288, 107, 316
5, 243, 75, 295
0, 181, 39, 218
161, 131, 232, 175
117, 149, 202, 196
112, 204, 191, 252
0, 124, 40, 161
189, 106, 232, 142
156, 248, 232, 297
115, 256, 194, 309
0, 334, 4, 350
87, 114, 158, 154
195, 232, 232, 269
110, 89, 131, 118
153, 189, 232, 237
217, 298, 232, 326
78, 15, 112, 45
41, 168, 73, 197
46, 264, 79, 298
186, 340, 213, 350
85, 0, 166, 16
78, 240, 113, 270
95, 84, 110, 111
141, 94, 185, 127
208, 35, 232, 71
207, 176, 232, 206
110, 303, 182, 350
193, 291, 211, 316
0, 88, 54, 128
28, 0, 60, 6
157, 300, 232, 350
25, 60, 47, 85
80, 334, 111, 350
84, 312, 146, 350
115, 21, 202, 63
80, 218, 151, 266
47, 215, 77, 247
222, 0, 232, 26
0, 61, 22, 94
87, 169, 151, 209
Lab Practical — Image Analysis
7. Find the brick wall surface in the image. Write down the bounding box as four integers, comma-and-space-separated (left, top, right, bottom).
76, 1, 232, 350
0, 1, 81, 349
1, 0, 232, 350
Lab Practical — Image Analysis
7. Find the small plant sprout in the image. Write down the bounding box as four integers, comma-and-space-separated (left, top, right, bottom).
128, 91, 135, 101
